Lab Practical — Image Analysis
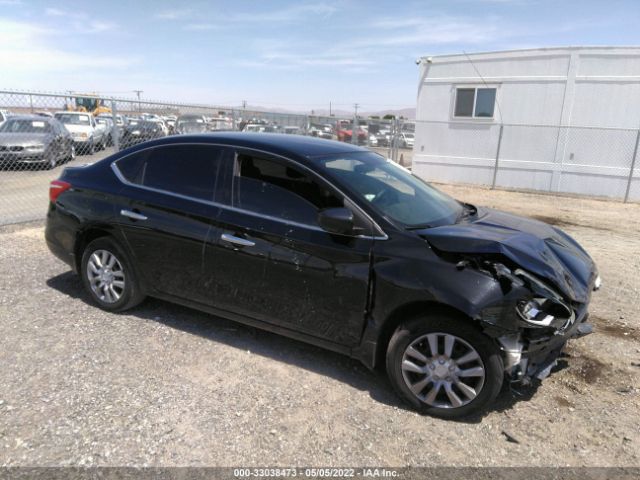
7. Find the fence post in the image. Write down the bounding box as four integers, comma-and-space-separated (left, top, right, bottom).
110, 99, 120, 152
491, 124, 504, 189
394, 119, 399, 162
624, 128, 640, 202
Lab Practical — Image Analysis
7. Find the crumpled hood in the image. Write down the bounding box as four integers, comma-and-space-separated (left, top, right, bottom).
419, 208, 596, 303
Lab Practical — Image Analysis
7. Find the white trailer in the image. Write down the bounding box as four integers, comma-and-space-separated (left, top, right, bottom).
413, 46, 640, 200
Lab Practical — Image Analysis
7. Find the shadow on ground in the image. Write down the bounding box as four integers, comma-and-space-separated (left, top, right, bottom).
47, 270, 542, 422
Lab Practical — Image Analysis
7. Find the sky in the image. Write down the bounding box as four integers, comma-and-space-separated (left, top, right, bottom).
1, 0, 639, 112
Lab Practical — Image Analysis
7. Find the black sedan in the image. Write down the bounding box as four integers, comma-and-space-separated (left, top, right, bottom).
121, 119, 164, 148
45, 133, 599, 418
0, 115, 75, 170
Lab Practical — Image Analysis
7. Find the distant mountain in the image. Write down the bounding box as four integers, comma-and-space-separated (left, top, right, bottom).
308, 107, 416, 120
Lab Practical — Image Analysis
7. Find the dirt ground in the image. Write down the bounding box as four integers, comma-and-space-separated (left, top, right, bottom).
0, 183, 638, 467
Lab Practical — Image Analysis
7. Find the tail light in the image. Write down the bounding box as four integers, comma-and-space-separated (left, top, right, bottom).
49, 180, 71, 203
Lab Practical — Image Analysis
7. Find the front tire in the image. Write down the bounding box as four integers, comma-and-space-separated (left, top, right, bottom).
44, 149, 57, 170
67, 145, 76, 162
386, 315, 503, 419
80, 237, 145, 312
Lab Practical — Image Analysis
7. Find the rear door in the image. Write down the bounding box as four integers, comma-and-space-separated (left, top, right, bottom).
113, 143, 233, 303
202, 150, 375, 347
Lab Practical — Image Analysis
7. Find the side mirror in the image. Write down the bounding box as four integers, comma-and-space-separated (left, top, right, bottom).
318, 208, 354, 235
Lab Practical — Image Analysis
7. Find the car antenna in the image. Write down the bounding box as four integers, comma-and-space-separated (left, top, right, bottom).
462, 50, 504, 122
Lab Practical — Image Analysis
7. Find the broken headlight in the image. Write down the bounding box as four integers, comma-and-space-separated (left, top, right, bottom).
516, 297, 574, 330
513, 268, 575, 331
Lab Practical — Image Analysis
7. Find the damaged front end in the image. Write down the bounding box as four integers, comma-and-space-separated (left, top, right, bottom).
419, 208, 601, 386
487, 263, 597, 385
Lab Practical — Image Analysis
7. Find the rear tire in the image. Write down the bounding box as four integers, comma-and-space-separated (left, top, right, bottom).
386, 314, 503, 419
80, 237, 145, 312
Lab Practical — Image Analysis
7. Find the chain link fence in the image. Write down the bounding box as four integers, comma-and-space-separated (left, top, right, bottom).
0, 90, 414, 226
413, 119, 640, 202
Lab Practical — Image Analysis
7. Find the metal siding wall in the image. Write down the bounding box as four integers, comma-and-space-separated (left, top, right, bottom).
415, 48, 640, 201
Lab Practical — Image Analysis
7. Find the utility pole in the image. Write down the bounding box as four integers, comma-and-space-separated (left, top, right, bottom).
133, 90, 143, 113
329, 101, 332, 117
352, 103, 359, 145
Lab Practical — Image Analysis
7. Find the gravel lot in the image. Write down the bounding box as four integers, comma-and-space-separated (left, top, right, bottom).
0, 183, 638, 467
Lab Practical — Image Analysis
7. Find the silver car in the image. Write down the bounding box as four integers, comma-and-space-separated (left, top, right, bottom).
0, 116, 75, 170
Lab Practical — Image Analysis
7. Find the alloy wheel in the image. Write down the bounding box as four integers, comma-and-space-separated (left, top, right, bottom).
86, 249, 126, 304
401, 332, 486, 409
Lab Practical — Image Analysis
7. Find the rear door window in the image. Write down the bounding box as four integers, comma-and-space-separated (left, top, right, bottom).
115, 144, 233, 202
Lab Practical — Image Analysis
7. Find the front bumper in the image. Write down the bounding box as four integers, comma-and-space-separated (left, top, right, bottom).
503, 306, 593, 385
0, 152, 46, 166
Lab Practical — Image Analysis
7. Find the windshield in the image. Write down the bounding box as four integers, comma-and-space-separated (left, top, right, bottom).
0, 119, 51, 134
317, 151, 463, 228
55, 114, 90, 125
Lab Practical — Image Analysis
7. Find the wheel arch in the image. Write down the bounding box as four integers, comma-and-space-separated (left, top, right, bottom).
73, 225, 119, 273
373, 300, 475, 371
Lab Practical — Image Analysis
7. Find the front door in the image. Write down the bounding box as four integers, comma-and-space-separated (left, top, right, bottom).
203, 150, 374, 346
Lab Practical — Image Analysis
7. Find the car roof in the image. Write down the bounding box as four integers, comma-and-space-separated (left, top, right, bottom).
135, 132, 369, 159
54, 111, 90, 115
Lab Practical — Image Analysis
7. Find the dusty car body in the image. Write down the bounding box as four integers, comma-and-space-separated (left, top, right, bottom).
45, 133, 599, 418
54, 111, 106, 155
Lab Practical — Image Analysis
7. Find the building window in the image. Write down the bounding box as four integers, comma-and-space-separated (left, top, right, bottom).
454, 87, 496, 118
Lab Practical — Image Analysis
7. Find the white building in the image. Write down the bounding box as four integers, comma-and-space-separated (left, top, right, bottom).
413, 46, 640, 200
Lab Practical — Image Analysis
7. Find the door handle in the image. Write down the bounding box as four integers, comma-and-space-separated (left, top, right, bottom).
120, 209, 148, 221
221, 233, 255, 247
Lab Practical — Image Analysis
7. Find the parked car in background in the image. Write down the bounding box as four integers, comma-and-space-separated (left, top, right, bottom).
0, 115, 74, 169
375, 132, 389, 147
95, 117, 115, 146
283, 126, 301, 135
162, 115, 177, 134
400, 132, 414, 148
337, 125, 367, 144
244, 123, 265, 133
176, 114, 208, 134
402, 122, 415, 133
308, 125, 332, 139
97, 113, 126, 128
120, 119, 165, 148
54, 111, 106, 155
206, 116, 233, 131
45, 133, 599, 418
144, 117, 169, 136
0, 109, 9, 129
